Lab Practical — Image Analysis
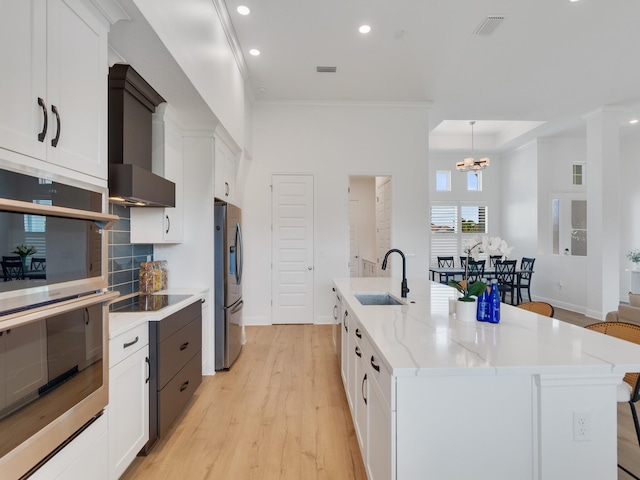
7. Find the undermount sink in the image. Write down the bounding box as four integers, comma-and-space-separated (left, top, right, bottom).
354, 292, 405, 306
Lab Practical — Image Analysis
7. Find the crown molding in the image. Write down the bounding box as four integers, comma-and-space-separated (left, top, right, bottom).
211, 0, 250, 81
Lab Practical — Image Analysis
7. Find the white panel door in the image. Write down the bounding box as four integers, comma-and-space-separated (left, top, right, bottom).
272, 175, 314, 324
349, 200, 360, 277
376, 178, 392, 277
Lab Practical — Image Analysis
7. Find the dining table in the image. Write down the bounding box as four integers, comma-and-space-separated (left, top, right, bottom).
429, 266, 533, 304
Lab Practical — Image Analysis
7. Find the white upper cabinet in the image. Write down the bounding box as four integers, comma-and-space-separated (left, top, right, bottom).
0, 0, 109, 180
214, 127, 239, 203
131, 104, 184, 244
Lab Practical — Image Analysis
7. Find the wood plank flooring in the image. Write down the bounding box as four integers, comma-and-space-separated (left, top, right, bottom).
121, 325, 366, 480
122, 310, 640, 480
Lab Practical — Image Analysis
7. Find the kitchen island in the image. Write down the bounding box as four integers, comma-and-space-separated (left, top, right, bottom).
333, 277, 640, 480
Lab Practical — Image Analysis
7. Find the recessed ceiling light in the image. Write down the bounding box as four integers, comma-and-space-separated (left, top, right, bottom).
630, 119, 638, 124
569, 0, 579, 2
359, 25, 371, 34
249, 49, 260, 56
258, 86, 267, 93
237, 5, 250, 15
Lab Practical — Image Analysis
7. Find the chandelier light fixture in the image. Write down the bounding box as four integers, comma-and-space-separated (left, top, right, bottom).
456, 121, 490, 172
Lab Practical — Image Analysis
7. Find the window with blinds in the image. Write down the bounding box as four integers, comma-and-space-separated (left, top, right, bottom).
23, 200, 50, 258
430, 203, 488, 264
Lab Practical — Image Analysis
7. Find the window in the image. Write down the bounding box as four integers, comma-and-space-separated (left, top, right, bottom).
461, 205, 487, 233
23, 199, 50, 258
571, 199, 587, 256
430, 203, 488, 263
435, 170, 451, 191
572, 163, 585, 185
467, 171, 482, 191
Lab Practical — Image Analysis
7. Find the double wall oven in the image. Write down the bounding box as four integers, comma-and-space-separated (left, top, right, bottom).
0, 165, 118, 479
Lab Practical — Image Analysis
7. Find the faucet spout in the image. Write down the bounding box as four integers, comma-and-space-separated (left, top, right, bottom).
381, 248, 410, 298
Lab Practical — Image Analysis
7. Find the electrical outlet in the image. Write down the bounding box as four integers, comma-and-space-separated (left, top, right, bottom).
573, 409, 591, 441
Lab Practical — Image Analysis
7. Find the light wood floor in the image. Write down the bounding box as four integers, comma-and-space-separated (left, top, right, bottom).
121, 325, 366, 480
122, 311, 640, 480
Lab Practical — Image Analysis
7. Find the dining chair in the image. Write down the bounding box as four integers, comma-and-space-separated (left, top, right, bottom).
437, 256, 455, 284
459, 256, 467, 270
1, 258, 24, 281
30, 257, 46, 271
517, 257, 535, 304
466, 259, 485, 284
584, 321, 640, 467
517, 301, 554, 317
494, 260, 517, 305
489, 255, 503, 268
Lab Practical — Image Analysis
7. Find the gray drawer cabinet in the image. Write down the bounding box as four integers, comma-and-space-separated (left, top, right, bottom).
143, 300, 202, 453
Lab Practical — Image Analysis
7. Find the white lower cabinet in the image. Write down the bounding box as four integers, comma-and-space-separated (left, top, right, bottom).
108, 322, 149, 480
354, 341, 368, 457
367, 376, 393, 480
337, 284, 395, 480
340, 307, 350, 396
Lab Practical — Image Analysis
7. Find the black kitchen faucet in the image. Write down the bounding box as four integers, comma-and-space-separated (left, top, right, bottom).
381, 248, 410, 298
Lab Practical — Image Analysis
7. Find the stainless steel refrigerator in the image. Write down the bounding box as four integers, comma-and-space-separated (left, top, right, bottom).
214, 200, 244, 370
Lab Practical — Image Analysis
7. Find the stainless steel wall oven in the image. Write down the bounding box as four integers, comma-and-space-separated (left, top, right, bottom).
0, 165, 118, 479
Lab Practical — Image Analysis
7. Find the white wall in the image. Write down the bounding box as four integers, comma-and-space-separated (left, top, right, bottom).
133, 0, 246, 147
500, 141, 537, 258
243, 102, 430, 325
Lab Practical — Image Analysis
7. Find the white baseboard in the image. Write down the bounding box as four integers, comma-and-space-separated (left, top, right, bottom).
315, 315, 333, 325
243, 315, 271, 326
244, 315, 335, 326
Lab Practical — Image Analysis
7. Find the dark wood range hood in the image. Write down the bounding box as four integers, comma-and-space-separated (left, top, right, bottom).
108, 64, 175, 208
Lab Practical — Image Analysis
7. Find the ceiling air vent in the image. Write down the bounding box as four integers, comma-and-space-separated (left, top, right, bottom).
316, 66, 337, 73
474, 15, 505, 36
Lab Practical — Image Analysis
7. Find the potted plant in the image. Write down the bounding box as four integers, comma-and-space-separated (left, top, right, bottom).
11, 244, 37, 271
628, 250, 640, 270
449, 235, 512, 321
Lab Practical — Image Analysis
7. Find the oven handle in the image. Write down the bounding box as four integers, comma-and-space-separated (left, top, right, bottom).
0, 198, 119, 230
0, 291, 120, 330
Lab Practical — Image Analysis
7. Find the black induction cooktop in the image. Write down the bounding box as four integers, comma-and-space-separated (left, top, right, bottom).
111, 294, 192, 312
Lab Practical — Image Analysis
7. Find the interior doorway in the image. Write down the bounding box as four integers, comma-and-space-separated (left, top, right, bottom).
348, 176, 391, 277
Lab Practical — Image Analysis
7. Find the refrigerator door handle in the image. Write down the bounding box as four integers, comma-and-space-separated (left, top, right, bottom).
224, 299, 244, 314
235, 223, 243, 285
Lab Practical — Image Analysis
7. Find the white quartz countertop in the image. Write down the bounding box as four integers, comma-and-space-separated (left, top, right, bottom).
333, 277, 640, 377
108, 289, 205, 339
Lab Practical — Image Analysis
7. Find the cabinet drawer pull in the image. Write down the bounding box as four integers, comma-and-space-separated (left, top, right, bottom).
51, 104, 61, 147
370, 356, 380, 372
145, 357, 150, 384
165, 214, 170, 234
355, 346, 362, 357
37, 97, 47, 142
343, 310, 348, 332
180, 342, 190, 351
123, 336, 139, 348
355, 328, 361, 339
362, 373, 368, 405
180, 380, 190, 392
